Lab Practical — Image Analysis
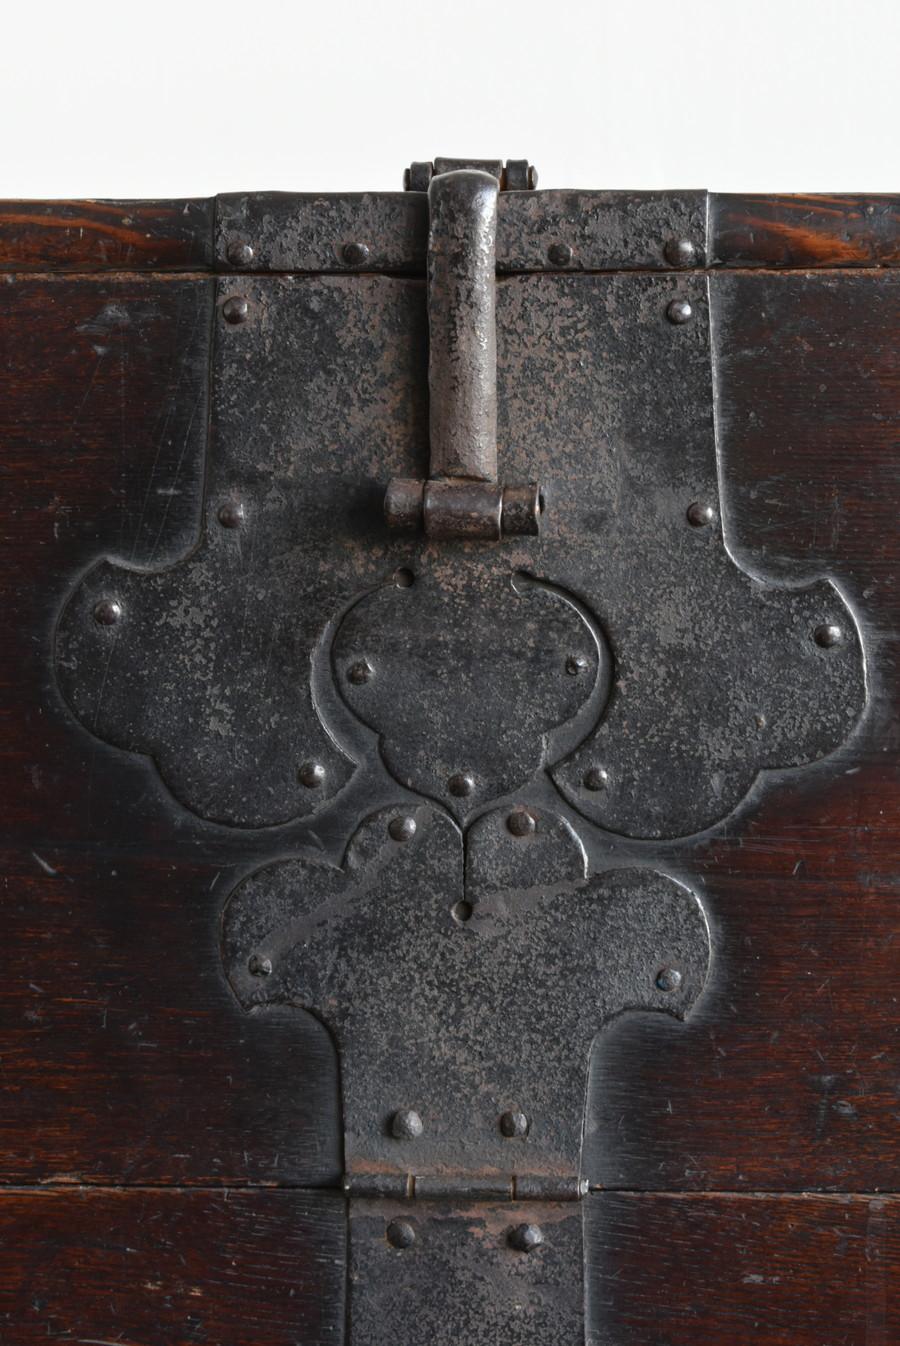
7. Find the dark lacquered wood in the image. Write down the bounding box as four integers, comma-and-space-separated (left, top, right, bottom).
589, 1194, 900, 1345
0, 277, 341, 1185
0, 199, 214, 270
0, 1189, 345, 1344
0, 224, 898, 1341
711, 193, 900, 267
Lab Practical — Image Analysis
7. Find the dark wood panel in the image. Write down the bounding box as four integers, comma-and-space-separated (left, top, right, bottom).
0, 274, 213, 848
711, 194, 900, 267
587, 272, 900, 1191
589, 1194, 900, 1346
0, 1189, 345, 1345
0, 848, 341, 1186
0, 200, 214, 270
0, 277, 342, 1184
4, 1190, 895, 1343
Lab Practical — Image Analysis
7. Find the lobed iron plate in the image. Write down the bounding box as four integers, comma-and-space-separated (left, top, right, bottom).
57, 271, 865, 839
222, 805, 710, 1178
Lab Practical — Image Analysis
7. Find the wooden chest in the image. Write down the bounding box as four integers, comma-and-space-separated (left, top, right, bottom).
1, 161, 898, 1344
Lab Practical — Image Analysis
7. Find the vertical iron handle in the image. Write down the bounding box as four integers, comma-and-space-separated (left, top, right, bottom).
384, 166, 540, 538
427, 170, 499, 482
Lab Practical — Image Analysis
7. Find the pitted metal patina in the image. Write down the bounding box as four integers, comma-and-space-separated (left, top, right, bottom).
54, 158, 868, 1346
222, 805, 709, 1179
55, 268, 865, 836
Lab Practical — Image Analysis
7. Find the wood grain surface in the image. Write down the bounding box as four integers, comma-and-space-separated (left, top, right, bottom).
0, 243, 897, 1342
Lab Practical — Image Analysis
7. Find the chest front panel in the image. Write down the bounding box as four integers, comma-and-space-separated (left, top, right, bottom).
1, 179, 898, 1345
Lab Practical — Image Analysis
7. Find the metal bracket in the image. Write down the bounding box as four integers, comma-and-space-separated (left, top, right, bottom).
223, 805, 711, 1344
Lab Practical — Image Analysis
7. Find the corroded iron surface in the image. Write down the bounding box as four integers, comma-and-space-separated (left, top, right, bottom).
349, 1198, 585, 1346
214, 190, 708, 274
56, 272, 865, 838
222, 804, 710, 1179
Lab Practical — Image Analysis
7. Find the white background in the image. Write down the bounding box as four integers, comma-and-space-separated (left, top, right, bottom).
2, 0, 898, 198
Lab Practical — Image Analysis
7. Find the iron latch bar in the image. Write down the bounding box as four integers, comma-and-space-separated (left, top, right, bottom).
385, 167, 542, 540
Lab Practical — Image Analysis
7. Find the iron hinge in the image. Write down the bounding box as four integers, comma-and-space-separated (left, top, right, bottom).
404, 156, 538, 192
344, 1173, 588, 1202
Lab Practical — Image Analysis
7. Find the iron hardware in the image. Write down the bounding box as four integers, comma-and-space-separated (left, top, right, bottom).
385, 167, 542, 540
55, 155, 869, 1346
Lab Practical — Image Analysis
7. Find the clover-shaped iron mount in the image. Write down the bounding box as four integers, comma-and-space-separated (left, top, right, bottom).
56, 270, 865, 840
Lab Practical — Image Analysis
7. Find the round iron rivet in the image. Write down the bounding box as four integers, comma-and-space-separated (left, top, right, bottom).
248, 953, 272, 977
814, 623, 844, 649
499, 1110, 529, 1138
448, 772, 475, 798
548, 242, 573, 267
347, 659, 374, 686
664, 237, 697, 268
298, 761, 325, 789
217, 500, 245, 529
506, 809, 536, 838
388, 815, 417, 843
666, 298, 693, 325
222, 296, 250, 325
566, 654, 589, 675
386, 1219, 416, 1249
343, 241, 370, 266
508, 1222, 544, 1253
226, 240, 254, 267
583, 767, 609, 792
656, 967, 682, 993
93, 598, 122, 626
390, 1109, 423, 1140
686, 501, 715, 528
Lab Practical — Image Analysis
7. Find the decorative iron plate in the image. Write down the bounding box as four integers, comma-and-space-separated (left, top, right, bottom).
57, 271, 865, 839
222, 805, 710, 1178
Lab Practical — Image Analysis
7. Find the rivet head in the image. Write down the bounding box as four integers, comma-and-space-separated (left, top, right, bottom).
347, 659, 373, 685
342, 242, 370, 266
386, 1219, 416, 1249
388, 815, 417, 843
548, 242, 573, 267
656, 967, 682, 993
664, 238, 697, 268
499, 1110, 530, 1138
508, 1222, 544, 1253
390, 1109, 423, 1140
217, 500, 245, 529
667, 298, 693, 325
583, 767, 609, 792
506, 808, 536, 838
93, 598, 122, 626
248, 953, 272, 977
814, 623, 844, 649
686, 501, 715, 527
298, 761, 325, 789
566, 654, 589, 675
222, 296, 250, 324
226, 240, 254, 267
448, 772, 475, 798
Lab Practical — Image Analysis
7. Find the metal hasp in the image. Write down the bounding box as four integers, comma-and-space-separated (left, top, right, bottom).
385, 166, 542, 540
